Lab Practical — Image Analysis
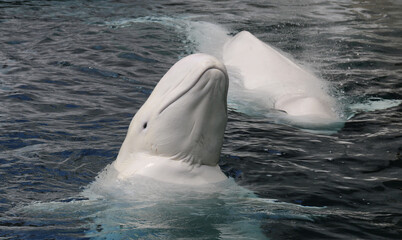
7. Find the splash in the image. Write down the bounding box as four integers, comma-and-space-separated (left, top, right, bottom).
10, 163, 326, 239
102, 16, 230, 57
80, 164, 326, 239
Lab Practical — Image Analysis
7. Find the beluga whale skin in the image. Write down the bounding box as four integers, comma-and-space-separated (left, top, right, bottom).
223, 31, 340, 128
113, 53, 229, 185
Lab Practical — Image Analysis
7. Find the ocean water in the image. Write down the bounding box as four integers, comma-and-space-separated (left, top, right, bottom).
1, 0, 401, 239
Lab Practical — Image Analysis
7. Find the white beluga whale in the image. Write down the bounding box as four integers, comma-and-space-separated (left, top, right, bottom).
12, 52, 325, 240
112, 53, 229, 185
222, 31, 341, 129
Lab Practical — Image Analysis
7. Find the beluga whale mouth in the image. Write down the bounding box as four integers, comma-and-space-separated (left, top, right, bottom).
113, 53, 229, 185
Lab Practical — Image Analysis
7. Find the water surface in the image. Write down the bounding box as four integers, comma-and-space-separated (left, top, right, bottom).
1, 0, 401, 239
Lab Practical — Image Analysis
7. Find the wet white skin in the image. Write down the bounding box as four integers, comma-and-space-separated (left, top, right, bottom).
223, 31, 339, 123
113, 54, 229, 185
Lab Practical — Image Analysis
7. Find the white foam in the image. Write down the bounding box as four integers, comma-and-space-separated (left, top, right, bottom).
184, 21, 230, 58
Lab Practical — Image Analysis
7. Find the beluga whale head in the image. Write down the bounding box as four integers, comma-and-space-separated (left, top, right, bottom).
113, 53, 229, 185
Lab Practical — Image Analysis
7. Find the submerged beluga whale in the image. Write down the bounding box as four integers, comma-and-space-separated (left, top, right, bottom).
112, 53, 229, 185
222, 31, 341, 128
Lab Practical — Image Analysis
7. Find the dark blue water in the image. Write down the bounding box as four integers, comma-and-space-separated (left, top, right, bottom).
1, 0, 401, 239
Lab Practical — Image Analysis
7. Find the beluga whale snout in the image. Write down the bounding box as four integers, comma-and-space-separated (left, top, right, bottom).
113, 53, 229, 185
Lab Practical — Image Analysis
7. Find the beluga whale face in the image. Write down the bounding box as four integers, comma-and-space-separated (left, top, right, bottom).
113, 53, 229, 185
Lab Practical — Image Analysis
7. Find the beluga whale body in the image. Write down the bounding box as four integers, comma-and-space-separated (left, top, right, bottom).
112, 53, 229, 185
13, 53, 322, 240
222, 31, 341, 128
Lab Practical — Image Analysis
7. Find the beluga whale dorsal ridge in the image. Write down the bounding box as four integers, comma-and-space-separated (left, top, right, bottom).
223, 31, 340, 127
113, 53, 229, 185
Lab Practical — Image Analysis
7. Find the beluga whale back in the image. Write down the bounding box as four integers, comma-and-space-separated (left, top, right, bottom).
113, 53, 229, 185
223, 31, 340, 128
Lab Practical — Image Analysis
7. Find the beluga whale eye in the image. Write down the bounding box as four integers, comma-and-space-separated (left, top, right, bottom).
143, 122, 147, 129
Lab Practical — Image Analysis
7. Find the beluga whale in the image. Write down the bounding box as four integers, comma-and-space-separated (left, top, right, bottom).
222, 31, 341, 129
12, 52, 321, 240
112, 53, 229, 185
